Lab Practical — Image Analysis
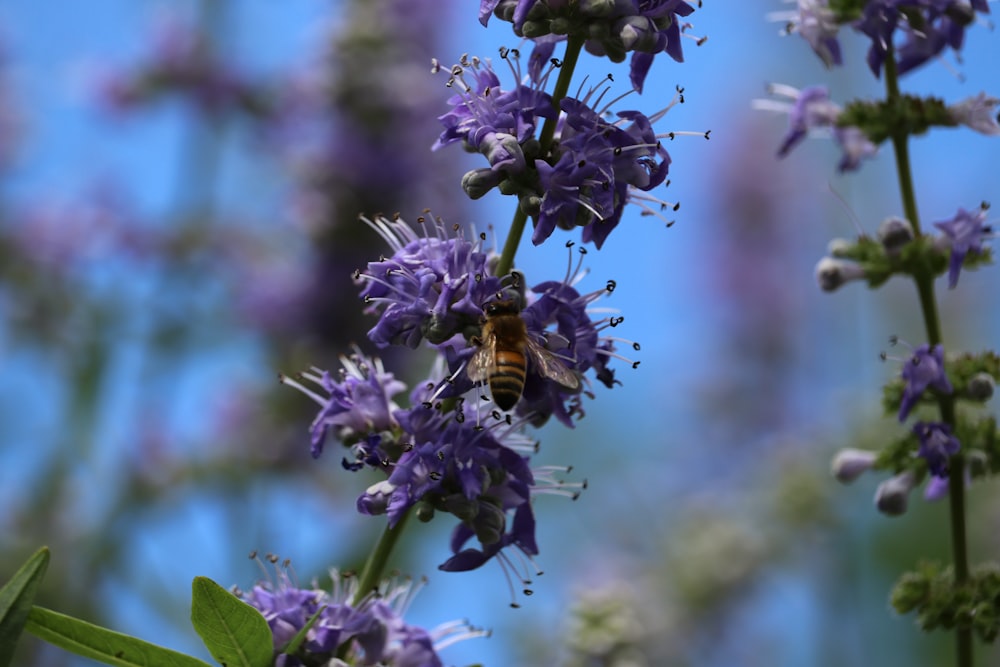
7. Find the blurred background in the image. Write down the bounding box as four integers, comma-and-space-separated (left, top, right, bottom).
2, 1, 1000, 665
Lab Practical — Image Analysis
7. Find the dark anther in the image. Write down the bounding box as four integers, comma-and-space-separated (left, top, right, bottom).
551, 58, 562, 67
879, 351, 888, 361
609, 316, 624, 327
455, 412, 465, 423
499, 46, 510, 58
606, 279, 617, 292
704, 129, 712, 140
632, 342, 641, 351
632, 361, 640, 369
422, 401, 432, 409
566, 240, 575, 248
888, 335, 899, 345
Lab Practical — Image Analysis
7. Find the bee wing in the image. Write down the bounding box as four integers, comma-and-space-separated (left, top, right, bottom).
466, 335, 497, 384
524, 338, 580, 389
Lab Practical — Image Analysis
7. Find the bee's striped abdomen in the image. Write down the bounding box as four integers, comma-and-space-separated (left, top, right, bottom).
489, 349, 526, 411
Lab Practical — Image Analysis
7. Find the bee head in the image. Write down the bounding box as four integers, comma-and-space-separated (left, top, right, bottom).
482, 298, 520, 317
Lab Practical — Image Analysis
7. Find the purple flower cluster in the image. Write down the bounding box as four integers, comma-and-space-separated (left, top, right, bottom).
779, 0, 991, 78
282, 348, 584, 572
433, 54, 676, 248
477, 0, 701, 92
241, 567, 484, 667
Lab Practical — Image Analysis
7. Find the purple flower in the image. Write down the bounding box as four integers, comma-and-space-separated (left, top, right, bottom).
432, 53, 556, 180
853, 0, 990, 78
533, 91, 674, 248
924, 474, 950, 501
948, 93, 1000, 135
913, 421, 960, 478
897, 343, 953, 422
280, 350, 406, 459
774, 0, 843, 68
758, 84, 877, 172
241, 566, 485, 666
355, 214, 503, 347
934, 205, 993, 287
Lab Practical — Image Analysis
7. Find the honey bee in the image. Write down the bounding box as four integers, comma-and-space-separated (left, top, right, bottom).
467, 299, 580, 411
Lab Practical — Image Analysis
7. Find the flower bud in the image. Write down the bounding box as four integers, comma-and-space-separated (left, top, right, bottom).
967, 372, 995, 402
357, 480, 396, 516
462, 168, 503, 200
874, 471, 916, 516
877, 216, 914, 253
815, 257, 865, 292
827, 238, 853, 257
831, 448, 877, 483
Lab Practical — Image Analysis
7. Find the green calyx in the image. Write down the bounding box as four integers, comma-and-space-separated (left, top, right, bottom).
839, 95, 954, 145
891, 561, 1000, 643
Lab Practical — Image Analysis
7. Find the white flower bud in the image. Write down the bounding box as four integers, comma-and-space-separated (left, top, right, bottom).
831, 448, 877, 483
877, 216, 914, 253
967, 372, 995, 402
360, 480, 397, 514
815, 257, 866, 292
874, 471, 917, 516
827, 237, 853, 257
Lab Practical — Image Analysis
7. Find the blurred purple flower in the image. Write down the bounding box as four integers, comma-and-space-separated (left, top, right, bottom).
912, 421, 960, 478
897, 343, 953, 422
757, 83, 877, 172
94, 13, 268, 117
855, 0, 990, 78
933, 204, 993, 288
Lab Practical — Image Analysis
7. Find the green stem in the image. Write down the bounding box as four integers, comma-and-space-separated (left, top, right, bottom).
494, 35, 585, 279
884, 48, 972, 667
352, 509, 412, 606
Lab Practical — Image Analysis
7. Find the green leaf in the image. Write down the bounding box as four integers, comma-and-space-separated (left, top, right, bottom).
190, 577, 273, 667
24, 606, 211, 667
0, 546, 50, 667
